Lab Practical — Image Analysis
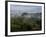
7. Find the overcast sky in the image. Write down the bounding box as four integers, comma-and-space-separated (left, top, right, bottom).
10, 4, 42, 16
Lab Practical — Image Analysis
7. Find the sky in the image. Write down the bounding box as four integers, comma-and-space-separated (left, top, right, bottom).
10, 4, 42, 16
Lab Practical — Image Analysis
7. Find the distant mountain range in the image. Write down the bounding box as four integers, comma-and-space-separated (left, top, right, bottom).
21, 12, 41, 19
11, 12, 42, 19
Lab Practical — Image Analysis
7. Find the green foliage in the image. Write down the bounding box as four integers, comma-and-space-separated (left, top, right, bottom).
10, 16, 41, 32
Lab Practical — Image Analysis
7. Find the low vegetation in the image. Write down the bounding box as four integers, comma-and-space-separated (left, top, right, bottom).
11, 16, 41, 32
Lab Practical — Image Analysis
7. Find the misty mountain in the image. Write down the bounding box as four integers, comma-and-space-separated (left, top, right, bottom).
21, 12, 41, 19
11, 11, 41, 19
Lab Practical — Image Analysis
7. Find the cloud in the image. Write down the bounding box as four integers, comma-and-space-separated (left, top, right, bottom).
10, 5, 42, 15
